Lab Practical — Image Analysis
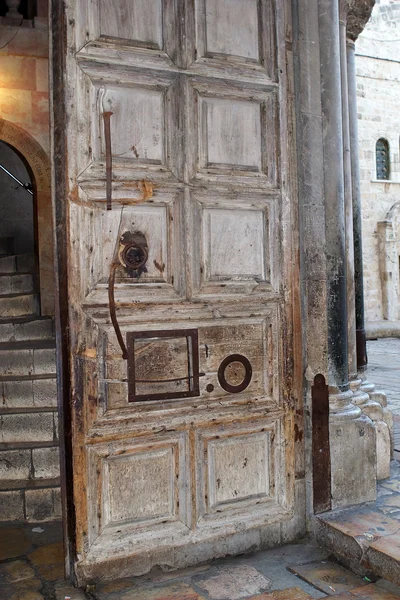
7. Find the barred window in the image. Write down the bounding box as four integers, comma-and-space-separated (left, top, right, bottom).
376, 138, 390, 180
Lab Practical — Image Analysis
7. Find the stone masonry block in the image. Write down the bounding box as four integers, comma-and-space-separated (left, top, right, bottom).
33, 348, 56, 375
33, 378, 57, 407
8, 28, 48, 58
0, 56, 36, 90
32, 91, 49, 126
32, 446, 60, 479
0, 294, 38, 318
35, 59, 49, 93
0, 490, 24, 521
1, 380, 34, 409
0, 349, 33, 376
25, 488, 54, 521
0, 449, 31, 480
53, 488, 62, 519
0, 412, 54, 443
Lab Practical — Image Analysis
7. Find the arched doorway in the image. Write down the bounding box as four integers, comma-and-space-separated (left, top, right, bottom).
0, 119, 54, 315
378, 201, 400, 322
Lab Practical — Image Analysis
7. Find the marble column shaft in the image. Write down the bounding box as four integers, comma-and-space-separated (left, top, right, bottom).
318, 0, 349, 394
339, 19, 358, 382
346, 40, 368, 371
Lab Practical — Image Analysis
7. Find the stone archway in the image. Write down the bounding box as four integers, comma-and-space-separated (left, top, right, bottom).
0, 119, 54, 315
378, 201, 400, 322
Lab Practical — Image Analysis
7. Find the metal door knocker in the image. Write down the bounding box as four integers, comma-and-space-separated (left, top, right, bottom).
108, 230, 149, 359
118, 231, 148, 278
218, 354, 252, 393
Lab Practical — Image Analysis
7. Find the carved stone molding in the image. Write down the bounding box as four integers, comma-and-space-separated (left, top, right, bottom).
347, 0, 375, 41
339, 0, 356, 23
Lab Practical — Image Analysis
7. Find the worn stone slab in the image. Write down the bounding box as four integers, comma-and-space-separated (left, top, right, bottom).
350, 583, 400, 598
195, 565, 271, 600
95, 582, 205, 600
288, 560, 367, 596
0, 527, 30, 561
28, 541, 64, 581
246, 589, 313, 600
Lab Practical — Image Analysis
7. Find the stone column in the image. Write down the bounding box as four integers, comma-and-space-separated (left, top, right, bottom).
339, 2, 358, 385
346, 25, 392, 479
319, 0, 376, 507
292, 0, 329, 519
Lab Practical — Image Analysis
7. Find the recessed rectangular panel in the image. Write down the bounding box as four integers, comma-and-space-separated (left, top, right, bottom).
127, 329, 200, 402
104, 447, 174, 525
101, 86, 164, 163
208, 433, 270, 507
204, 0, 259, 60
99, 0, 163, 48
101, 205, 169, 282
204, 208, 265, 280
200, 98, 261, 171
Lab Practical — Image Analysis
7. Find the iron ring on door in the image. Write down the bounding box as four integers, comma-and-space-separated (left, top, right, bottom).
218, 354, 252, 394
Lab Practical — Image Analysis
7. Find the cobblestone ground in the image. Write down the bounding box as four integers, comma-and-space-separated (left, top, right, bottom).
367, 338, 400, 415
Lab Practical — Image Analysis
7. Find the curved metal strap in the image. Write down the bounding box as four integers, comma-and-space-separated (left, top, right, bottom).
108, 260, 128, 360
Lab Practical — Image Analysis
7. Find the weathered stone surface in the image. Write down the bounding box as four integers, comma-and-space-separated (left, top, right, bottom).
28, 541, 64, 580
0, 490, 24, 520
195, 566, 271, 600
25, 489, 56, 522
0, 412, 55, 443
347, 0, 375, 41
0, 294, 39, 318
32, 447, 59, 479
0, 449, 31, 480
0, 528, 30, 561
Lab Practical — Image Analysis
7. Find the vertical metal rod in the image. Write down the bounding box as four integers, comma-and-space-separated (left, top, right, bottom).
103, 111, 113, 211
312, 373, 331, 514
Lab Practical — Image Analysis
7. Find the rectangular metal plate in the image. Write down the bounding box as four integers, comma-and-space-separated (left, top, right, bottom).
127, 328, 200, 403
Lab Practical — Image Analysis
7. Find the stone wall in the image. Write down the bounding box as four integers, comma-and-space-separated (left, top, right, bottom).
356, 1, 400, 326
0, 6, 49, 154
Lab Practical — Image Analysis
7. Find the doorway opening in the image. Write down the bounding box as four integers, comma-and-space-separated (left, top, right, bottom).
0, 140, 38, 293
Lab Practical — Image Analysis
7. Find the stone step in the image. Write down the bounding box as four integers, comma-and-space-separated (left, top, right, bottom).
0, 411, 58, 445
0, 293, 39, 317
0, 273, 34, 295
0, 316, 54, 343
0, 237, 14, 256
315, 460, 400, 588
0, 478, 61, 522
0, 253, 35, 274
0, 375, 57, 409
0, 340, 56, 377
0, 446, 60, 481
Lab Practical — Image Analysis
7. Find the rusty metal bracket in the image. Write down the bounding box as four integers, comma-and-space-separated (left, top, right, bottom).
127, 329, 200, 403
103, 111, 113, 211
312, 373, 331, 514
108, 260, 128, 360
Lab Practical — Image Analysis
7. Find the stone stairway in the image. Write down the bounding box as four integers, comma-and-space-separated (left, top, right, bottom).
0, 236, 60, 522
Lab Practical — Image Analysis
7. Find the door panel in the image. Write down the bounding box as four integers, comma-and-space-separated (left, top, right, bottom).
59, 0, 299, 583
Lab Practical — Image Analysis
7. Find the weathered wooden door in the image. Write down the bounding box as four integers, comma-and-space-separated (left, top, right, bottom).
54, 0, 300, 584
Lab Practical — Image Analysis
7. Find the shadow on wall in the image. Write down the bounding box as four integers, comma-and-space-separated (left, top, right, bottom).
0, 140, 35, 256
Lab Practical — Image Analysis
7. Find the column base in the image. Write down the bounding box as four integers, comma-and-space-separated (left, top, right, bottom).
330, 389, 376, 508
360, 376, 392, 480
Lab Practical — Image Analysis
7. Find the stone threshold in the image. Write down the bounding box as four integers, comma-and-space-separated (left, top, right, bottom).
314, 460, 400, 587
366, 321, 400, 339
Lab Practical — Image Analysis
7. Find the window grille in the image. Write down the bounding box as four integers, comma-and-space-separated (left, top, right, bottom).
376, 138, 390, 180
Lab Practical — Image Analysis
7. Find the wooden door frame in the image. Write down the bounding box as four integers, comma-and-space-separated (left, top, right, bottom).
50, 0, 76, 580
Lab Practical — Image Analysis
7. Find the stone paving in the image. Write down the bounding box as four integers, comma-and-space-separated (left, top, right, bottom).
367, 338, 400, 415
2, 520, 400, 599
